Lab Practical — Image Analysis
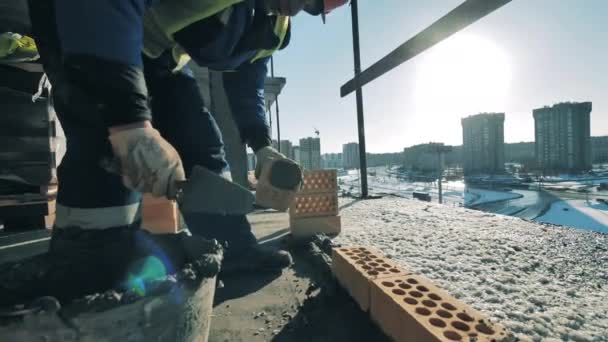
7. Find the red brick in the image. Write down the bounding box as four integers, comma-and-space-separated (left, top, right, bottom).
370, 274, 509, 342
289, 193, 338, 218
300, 170, 338, 194
142, 195, 179, 234
332, 246, 409, 312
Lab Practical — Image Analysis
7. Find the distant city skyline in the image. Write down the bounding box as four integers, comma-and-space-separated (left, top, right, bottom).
270, 1, 608, 153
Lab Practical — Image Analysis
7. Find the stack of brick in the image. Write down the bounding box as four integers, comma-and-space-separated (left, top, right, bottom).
0, 81, 58, 231
289, 170, 341, 238
333, 246, 510, 341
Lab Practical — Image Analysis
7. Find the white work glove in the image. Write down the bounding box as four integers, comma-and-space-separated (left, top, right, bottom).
255, 146, 288, 179
109, 126, 185, 198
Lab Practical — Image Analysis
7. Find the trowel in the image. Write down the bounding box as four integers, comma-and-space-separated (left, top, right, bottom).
172, 165, 254, 215
102, 159, 254, 215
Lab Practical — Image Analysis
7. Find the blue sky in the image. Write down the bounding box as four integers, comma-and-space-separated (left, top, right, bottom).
270, 0, 608, 153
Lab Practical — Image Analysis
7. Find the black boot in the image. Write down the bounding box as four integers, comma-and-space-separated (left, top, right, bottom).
184, 213, 292, 275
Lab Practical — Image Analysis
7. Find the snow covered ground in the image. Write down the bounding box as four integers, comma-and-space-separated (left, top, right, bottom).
464, 188, 522, 207
340, 170, 520, 207
537, 200, 608, 233
336, 197, 608, 341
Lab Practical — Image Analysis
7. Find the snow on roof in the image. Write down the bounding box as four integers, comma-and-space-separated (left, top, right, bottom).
335, 197, 608, 341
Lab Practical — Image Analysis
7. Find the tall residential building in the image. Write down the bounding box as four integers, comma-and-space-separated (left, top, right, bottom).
461, 113, 505, 175
299, 137, 321, 170
342, 142, 360, 169
592, 136, 608, 164
533, 102, 592, 172
293, 146, 300, 164
279, 140, 294, 160
322, 153, 342, 169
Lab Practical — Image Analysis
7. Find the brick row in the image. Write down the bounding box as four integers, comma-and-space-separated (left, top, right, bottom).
332, 246, 509, 341
289, 192, 338, 218
300, 169, 338, 194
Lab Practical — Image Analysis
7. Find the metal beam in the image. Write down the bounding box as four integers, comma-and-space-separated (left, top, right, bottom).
350, 0, 369, 198
340, 0, 512, 97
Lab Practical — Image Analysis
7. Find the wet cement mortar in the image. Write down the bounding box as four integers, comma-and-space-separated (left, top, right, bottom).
335, 197, 608, 342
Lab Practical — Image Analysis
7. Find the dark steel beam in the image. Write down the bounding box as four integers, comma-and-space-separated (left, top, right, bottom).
340, 0, 512, 97
350, 0, 369, 198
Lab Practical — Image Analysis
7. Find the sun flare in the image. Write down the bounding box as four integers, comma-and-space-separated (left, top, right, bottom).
414, 34, 512, 120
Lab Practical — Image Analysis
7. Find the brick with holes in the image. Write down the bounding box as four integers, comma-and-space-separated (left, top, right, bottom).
332, 246, 409, 312
370, 274, 510, 341
289, 192, 338, 219
300, 170, 338, 194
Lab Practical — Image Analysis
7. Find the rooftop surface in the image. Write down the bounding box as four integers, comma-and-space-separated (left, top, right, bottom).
1, 198, 606, 341
336, 197, 608, 342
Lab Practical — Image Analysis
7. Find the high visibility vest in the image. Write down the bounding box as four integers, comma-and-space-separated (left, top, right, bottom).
143, 0, 289, 70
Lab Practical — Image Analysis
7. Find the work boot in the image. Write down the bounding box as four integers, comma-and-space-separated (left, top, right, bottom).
183, 212, 292, 275
221, 245, 293, 275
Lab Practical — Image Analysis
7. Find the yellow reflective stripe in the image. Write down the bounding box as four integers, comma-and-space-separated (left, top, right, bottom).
143, 0, 244, 58
149, 0, 244, 37
250, 16, 289, 63
172, 45, 192, 72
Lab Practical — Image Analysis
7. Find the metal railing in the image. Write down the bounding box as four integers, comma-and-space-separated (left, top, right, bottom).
342, 0, 513, 197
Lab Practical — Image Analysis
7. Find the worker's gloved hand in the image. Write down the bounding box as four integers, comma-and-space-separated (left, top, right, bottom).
255, 146, 288, 179
109, 125, 185, 198
254, 146, 303, 211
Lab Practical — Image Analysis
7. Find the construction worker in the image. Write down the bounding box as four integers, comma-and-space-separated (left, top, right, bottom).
0, 0, 349, 305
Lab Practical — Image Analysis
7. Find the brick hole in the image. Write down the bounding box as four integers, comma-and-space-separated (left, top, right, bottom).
398, 283, 412, 290
443, 331, 462, 341
351, 256, 360, 260
355, 260, 365, 265
415, 307, 431, 316
394, 280, 403, 283
428, 293, 442, 301
406, 278, 419, 284
416, 285, 429, 292
358, 247, 367, 251
429, 318, 446, 328
362, 265, 371, 270
475, 323, 495, 335
392, 289, 406, 296
457, 313, 474, 322
367, 270, 379, 276
441, 303, 457, 311
375, 267, 386, 272
339, 248, 349, 252
452, 321, 470, 332
382, 263, 391, 268
409, 291, 423, 298
468, 333, 478, 338
437, 310, 453, 319
381, 281, 395, 288
369, 262, 379, 267
389, 268, 401, 273
422, 300, 437, 308
403, 297, 418, 305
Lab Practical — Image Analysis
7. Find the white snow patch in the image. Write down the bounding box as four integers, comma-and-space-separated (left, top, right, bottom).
335, 196, 608, 341
537, 200, 608, 233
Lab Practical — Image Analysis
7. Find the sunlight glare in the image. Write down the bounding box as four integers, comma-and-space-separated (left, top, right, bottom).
414, 34, 512, 120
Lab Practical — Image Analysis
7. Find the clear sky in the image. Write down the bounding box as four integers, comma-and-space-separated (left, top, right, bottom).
270, 0, 608, 153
